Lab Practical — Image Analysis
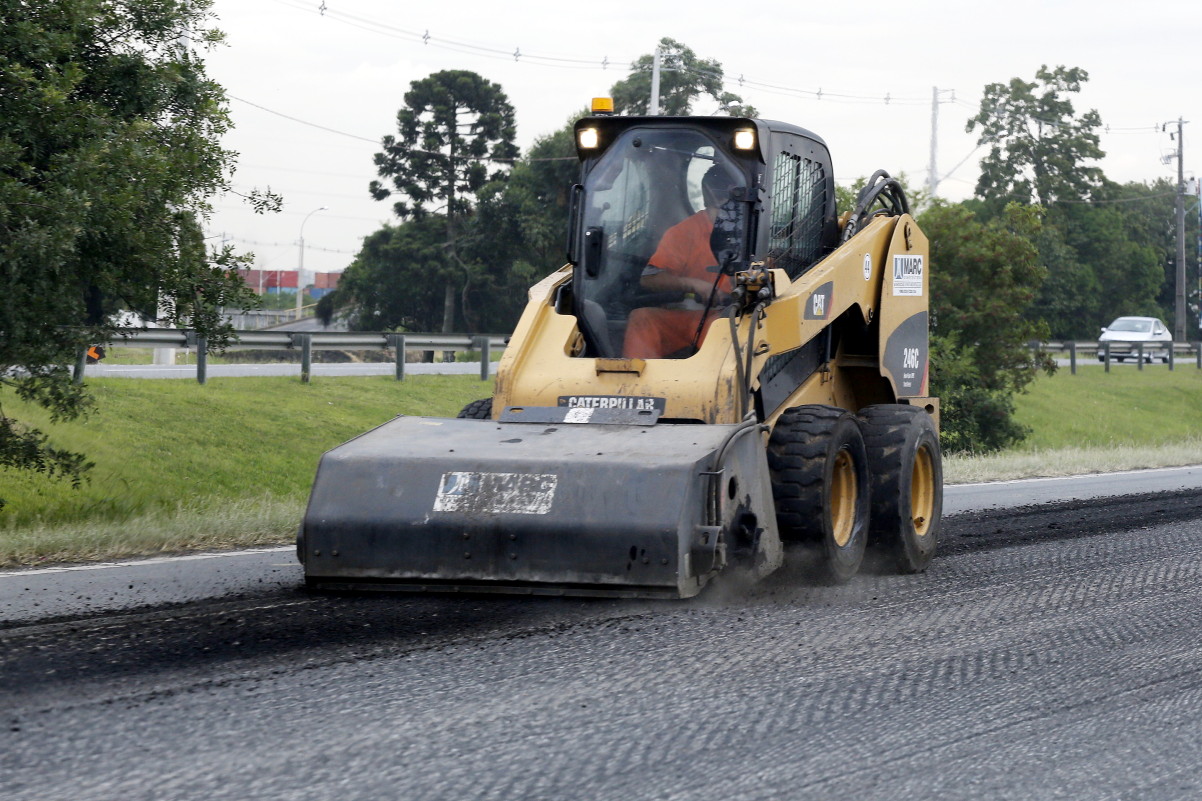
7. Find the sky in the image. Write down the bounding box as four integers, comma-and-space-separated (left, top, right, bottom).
200, 0, 1202, 278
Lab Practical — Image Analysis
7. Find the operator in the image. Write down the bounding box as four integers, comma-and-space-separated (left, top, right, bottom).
622, 164, 737, 359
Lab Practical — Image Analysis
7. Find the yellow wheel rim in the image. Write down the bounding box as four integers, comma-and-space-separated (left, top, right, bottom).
911, 444, 935, 537
830, 449, 858, 548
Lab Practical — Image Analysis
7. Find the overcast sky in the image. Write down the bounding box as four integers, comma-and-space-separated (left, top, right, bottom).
201, 0, 1202, 277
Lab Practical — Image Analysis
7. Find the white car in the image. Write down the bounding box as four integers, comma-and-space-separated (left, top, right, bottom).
1097, 316, 1172, 363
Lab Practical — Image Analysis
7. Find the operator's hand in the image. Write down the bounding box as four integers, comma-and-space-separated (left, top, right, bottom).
682, 277, 716, 298
642, 271, 729, 305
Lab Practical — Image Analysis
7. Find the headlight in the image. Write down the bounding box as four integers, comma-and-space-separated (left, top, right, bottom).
577, 127, 600, 150
733, 128, 756, 150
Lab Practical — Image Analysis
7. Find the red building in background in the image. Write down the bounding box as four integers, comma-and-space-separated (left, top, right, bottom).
311, 271, 340, 299
237, 269, 341, 296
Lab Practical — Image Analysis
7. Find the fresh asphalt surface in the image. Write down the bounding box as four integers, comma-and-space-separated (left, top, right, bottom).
4, 470, 1202, 799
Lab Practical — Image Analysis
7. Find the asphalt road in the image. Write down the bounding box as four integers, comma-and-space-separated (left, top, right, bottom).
4, 476, 1202, 800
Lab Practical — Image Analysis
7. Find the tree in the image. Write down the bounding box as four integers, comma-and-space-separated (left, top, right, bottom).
477, 118, 580, 277
1028, 220, 1101, 341
919, 202, 1055, 452
967, 65, 1104, 207
0, 0, 260, 508
335, 219, 449, 333
1049, 201, 1163, 335
610, 37, 756, 117
1094, 178, 1196, 334
369, 70, 519, 333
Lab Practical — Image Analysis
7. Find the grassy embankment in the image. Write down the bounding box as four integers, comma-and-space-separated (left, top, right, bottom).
0, 375, 490, 566
2, 364, 1201, 566
952, 364, 1202, 482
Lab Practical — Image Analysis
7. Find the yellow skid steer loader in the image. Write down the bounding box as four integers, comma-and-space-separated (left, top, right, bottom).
299, 103, 942, 598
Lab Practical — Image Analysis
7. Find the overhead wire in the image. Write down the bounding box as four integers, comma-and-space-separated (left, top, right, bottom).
266, 0, 934, 107
230, 93, 574, 163
215, 234, 360, 255
262, 1, 1174, 141
232, 0, 1185, 262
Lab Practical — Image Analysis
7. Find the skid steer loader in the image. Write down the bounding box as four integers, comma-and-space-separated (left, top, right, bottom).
299, 102, 943, 598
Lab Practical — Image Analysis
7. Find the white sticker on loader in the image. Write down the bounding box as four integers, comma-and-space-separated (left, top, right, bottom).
433, 472, 558, 515
892, 255, 924, 296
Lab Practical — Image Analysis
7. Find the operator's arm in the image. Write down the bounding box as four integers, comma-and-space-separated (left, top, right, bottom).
641, 212, 724, 299
640, 268, 716, 298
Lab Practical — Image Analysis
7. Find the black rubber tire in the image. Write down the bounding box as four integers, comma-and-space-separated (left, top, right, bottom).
457, 397, 493, 419
859, 404, 943, 574
767, 405, 871, 584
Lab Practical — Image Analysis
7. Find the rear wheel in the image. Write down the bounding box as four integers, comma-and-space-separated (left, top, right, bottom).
457, 398, 493, 419
859, 404, 943, 573
767, 405, 871, 584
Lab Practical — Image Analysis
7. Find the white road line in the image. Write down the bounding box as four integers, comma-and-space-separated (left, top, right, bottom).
1, 545, 294, 578
950, 464, 1202, 488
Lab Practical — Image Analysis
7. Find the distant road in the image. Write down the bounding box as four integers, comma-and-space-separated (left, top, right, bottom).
83, 361, 486, 379
87, 358, 1181, 378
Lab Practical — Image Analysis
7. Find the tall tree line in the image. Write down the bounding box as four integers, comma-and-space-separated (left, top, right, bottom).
0, 0, 268, 506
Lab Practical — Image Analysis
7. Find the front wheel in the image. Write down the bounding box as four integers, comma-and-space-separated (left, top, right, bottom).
767, 405, 871, 584
859, 405, 943, 573
457, 398, 493, 419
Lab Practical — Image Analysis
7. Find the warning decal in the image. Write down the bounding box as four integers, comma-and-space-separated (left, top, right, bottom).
433, 472, 558, 515
892, 255, 924, 297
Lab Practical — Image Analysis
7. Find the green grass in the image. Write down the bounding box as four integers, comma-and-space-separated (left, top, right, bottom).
0, 375, 491, 566
945, 364, 1202, 483
1017, 364, 1202, 449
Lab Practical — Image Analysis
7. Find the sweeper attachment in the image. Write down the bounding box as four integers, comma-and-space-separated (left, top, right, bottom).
300, 105, 942, 598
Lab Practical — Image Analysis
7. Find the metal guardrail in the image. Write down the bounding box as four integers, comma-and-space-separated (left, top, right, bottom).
79, 328, 506, 384
1030, 340, 1202, 374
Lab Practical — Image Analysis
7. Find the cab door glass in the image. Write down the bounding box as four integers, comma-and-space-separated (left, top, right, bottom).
575, 128, 746, 357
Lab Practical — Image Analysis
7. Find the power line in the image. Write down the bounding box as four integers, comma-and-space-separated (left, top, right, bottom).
216, 233, 359, 255
229, 94, 575, 163
229, 95, 379, 144
268, 0, 936, 107
1050, 190, 1178, 205
271, 1, 1178, 143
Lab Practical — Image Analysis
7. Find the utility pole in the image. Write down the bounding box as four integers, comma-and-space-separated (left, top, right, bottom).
1196, 179, 1202, 334
926, 88, 955, 200
297, 206, 330, 321
649, 47, 662, 116
1164, 118, 1189, 341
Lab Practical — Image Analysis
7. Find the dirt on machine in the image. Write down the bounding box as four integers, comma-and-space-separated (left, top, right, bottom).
299, 101, 943, 598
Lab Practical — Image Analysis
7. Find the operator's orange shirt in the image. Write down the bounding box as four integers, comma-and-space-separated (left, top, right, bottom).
622, 211, 731, 359
646, 210, 730, 291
